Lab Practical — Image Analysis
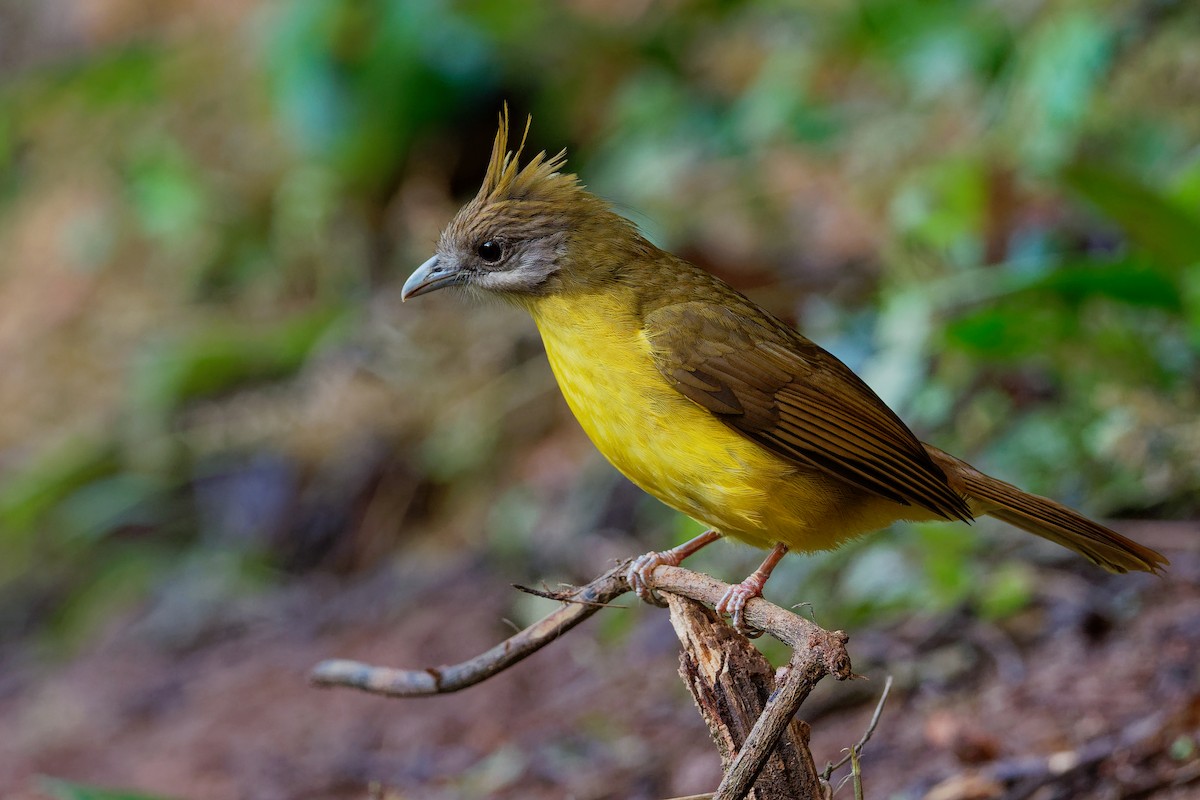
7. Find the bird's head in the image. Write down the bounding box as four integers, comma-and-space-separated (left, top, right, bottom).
402, 111, 642, 304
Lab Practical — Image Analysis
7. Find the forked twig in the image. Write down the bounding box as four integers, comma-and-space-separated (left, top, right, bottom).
712, 644, 833, 800
312, 560, 854, 800
311, 562, 851, 696
311, 563, 629, 696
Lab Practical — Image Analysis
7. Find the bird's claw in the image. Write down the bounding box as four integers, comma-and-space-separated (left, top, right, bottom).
716, 581, 766, 638
627, 550, 680, 607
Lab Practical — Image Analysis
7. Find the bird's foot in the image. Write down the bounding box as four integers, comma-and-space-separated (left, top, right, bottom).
627, 550, 683, 607
715, 576, 768, 638
626, 529, 723, 607
714, 542, 789, 638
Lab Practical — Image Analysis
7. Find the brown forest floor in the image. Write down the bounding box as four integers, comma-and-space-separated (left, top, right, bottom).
1, 522, 1198, 800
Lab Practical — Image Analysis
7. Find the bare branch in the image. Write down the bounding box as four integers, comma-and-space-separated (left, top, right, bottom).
669, 594, 822, 798
511, 582, 626, 608
311, 560, 857, 800
311, 562, 629, 696
652, 566, 851, 676
711, 645, 833, 800
311, 561, 852, 697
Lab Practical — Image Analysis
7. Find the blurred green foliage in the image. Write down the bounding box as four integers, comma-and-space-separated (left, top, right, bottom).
39, 776, 176, 800
0, 0, 1197, 649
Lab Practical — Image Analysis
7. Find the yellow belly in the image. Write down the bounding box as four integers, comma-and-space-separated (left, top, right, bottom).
526, 290, 912, 551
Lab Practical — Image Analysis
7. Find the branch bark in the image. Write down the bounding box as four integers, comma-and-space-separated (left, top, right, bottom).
668, 593, 825, 799
311, 562, 630, 697
311, 560, 853, 800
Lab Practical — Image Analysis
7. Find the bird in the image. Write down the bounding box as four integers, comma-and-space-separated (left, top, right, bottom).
402, 111, 1167, 634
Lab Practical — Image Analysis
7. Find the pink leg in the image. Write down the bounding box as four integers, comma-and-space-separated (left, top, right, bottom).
715, 542, 789, 637
628, 529, 722, 606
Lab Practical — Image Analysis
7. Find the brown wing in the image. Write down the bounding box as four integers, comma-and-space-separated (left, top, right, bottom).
644, 300, 972, 522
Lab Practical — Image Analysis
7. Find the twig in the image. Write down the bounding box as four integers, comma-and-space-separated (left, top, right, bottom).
821, 675, 894, 783
311, 562, 629, 696
669, 594, 822, 798
650, 566, 851, 668
712, 645, 834, 800
850, 748, 863, 800
512, 582, 626, 608
312, 560, 855, 800
311, 562, 851, 697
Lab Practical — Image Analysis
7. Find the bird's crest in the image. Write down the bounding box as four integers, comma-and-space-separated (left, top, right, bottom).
476, 106, 579, 206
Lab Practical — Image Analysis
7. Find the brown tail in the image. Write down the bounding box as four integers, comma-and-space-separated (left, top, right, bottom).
925, 446, 1168, 574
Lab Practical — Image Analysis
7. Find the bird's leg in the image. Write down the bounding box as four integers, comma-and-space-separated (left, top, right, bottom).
627, 529, 723, 606
716, 543, 789, 637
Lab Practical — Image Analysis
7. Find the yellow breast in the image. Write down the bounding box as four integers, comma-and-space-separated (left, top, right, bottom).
526, 289, 904, 551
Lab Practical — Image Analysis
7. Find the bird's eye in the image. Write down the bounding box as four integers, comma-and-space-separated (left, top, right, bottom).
477, 240, 504, 263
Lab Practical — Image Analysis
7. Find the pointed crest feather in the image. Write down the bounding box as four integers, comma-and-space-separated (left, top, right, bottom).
477, 105, 577, 205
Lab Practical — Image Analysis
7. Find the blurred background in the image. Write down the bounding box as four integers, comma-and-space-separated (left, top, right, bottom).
0, 1, 1198, 798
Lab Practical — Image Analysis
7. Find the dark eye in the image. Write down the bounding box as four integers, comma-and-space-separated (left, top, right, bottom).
477, 240, 503, 263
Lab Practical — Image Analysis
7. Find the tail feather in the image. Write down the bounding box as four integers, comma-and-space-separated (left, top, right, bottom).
925, 446, 1168, 574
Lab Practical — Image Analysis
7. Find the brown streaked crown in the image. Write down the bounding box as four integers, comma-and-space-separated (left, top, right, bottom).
474, 108, 580, 206
424, 108, 648, 299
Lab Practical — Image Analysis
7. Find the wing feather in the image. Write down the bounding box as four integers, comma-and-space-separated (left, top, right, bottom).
645, 301, 972, 521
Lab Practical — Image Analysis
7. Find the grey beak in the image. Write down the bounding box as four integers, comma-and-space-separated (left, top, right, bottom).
401, 255, 466, 300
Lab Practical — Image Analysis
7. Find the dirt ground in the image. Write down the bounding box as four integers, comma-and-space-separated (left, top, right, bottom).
1, 522, 1197, 800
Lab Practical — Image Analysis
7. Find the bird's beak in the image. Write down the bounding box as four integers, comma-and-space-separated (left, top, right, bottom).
401, 255, 466, 301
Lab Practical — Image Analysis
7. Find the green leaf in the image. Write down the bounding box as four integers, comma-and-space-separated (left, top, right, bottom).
1063, 162, 1200, 270
1030, 258, 1182, 311
52, 474, 165, 544
265, 0, 494, 189
131, 305, 351, 414
39, 777, 178, 800
126, 148, 208, 244
891, 158, 987, 265
0, 438, 118, 542
1169, 735, 1196, 762
976, 562, 1034, 620
44, 546, 169, 648
916, 523, 978, 609
944, 258, 1183, 359
43, 46, 164, 108
944, 304, 1067, 359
